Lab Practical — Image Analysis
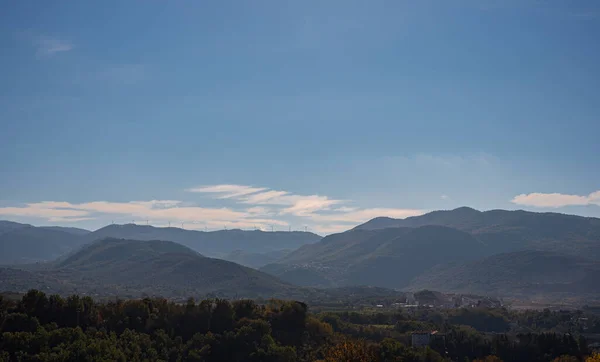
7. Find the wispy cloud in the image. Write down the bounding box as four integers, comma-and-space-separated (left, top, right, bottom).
187, 184, 267, 199
0, 200, 286, 230
191, 183, 425, 232
0, 184, 425, 234
190, 185, 344, 215
33, 35, 73, 56
0, 203, 89, 220
511, 190, 600, 208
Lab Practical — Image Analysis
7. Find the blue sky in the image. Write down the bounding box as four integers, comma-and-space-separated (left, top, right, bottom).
1, 0, 599, 234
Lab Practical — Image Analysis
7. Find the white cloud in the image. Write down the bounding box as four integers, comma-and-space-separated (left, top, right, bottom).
311, 224, 355, 235
308, 208, 425, 224
334, 206, 358, 212
48, 217, 96, 223
280, 195, 343, 216
0, 200, 286, 231
34, 35, 73, 56
194, 184, 424, 232
441, 195, 450, 200
0, 203, 89, 219
511, 190, 600, 208
239, 190, 291, 204
246, 206, 274, 215
193, 185, 344, 216
187, 184, 267, 199
0, 184, 426, 234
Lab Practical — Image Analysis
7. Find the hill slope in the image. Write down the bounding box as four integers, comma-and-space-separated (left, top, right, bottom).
82, 224, 321, 257
0, 220, 32, 234
407, 250, 600, 298
2, 238, 297, 299
262, 225, 488, 289
222, 249, 291, 269
355, 207, 600, 258
0, 224, 90, 264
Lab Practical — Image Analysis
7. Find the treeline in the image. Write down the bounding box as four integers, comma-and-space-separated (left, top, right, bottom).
0, 291, 598, 362
319, 310, 595, 362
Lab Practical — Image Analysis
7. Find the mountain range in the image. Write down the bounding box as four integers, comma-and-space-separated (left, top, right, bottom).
356, 207, 600, 258
222, 249, 292, 269
261, 225, 488, 288
1, 237, 296, 299
0, 221, 91, 264
408, 250, 600, 298
261, 207, 600, 299
81, 224, 320, 258
0, 221, 321, 264
2, 207, 600, 301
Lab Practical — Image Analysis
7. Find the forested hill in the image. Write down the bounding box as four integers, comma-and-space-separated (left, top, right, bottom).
0, 220, 321, 264
0, 222, 91, 264
355, 207, 600, 258
407, 250, 600, 297
2, 238, 298, 299
261, 208, 600, 299
262, 225, 488, 289
80, 224, 322, 257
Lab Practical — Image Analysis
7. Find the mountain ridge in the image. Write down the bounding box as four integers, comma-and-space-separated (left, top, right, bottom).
2, 237, 297, 299
262, 225, 489, 289
407, 250, 600, 297
82, 223, 321, 257
355, 207, 600, 258
261, 208, 600, 299
0, 220, 322, 264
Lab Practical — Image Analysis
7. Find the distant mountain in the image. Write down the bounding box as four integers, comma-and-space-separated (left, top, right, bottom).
262, 208, 600, 299
0, 221, 90, 236
261, 225, 488, 289
0, 220, 31, 234
355, 207, 600, 258
0, 224, 90, 264
82, 224, 321, 257
38, 226, 90, 236
0, 220, 319, 268
222, 249, 291, 269
56, 237, 204, 270
2, 238, 297, 299
407, 250, 600, 298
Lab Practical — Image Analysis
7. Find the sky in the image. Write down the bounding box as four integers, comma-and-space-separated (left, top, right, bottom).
1, 0, 599, 234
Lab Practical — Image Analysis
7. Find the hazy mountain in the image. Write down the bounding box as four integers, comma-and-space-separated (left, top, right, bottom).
222, 249, 291, 269
56, 237, 204, 270
407, 250, 600, 298
38, 226, 90, 236
0, 220, 319, 269
262, 225, 488, 289
0, 220, 31, 234
82, 224, 321, 257
262, 208, 600, 299
355, 207, 600, 258
0, 224, 90, 264
2, 238, 297, 299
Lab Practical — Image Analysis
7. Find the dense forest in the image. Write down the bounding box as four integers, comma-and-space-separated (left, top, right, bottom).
1, 290, 600, 361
